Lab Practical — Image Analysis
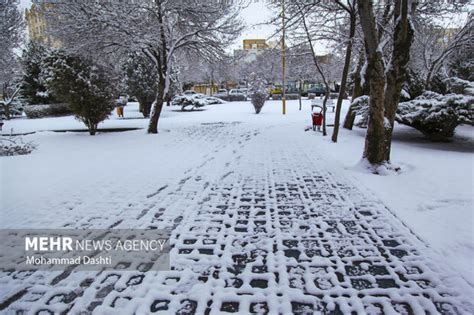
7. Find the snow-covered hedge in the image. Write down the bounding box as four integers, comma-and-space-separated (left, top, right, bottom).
0, 136, 37, 156
171, 93, 225, 111
444, 77, 474, 96
350, 77, 473, 140
24, 103, 73, 119
396, 91, 473, 141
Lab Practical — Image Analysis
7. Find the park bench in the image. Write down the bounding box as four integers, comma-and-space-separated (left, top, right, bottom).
311, 98, 335, 112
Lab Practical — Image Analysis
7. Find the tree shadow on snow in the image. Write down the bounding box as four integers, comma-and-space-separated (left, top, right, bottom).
351, 125, 474, 153
391, 125, 474, 153
172, 109, 207, 112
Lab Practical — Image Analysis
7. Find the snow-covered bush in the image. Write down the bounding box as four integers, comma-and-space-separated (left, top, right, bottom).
248, 72, 267, 114
167, 64, 183, 102
403, 70, 425, 100
0, 98, 24, 119
396, 91, 473, 141
171, 93, 224, 111
1, 81, 23, 119
400, 89, 411, 101
41, 51, 116, 135
20, 41, 56, 105
23, 103, 72, 119
444, 77, 474, 96
0, 136, 36, 156
122, 53, 157, 118
351, 96, 370, 128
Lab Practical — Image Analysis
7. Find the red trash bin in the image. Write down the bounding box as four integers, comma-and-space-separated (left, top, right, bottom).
311, 105, 324, 131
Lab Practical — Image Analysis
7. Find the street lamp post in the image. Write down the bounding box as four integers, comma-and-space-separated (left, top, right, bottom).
281, 0, 286, 115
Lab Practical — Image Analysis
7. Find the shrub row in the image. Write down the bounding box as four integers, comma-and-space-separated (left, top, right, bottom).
23, 103, 73, 119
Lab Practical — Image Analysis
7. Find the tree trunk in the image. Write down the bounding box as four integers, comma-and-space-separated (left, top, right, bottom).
143, 101, 152, 118
3, 104, 10, 120
2, 84, 11, 120
358, 0, 416, 165
343, 52, 364, 130
332, 12, 356, 142
424, 65, 436, 90
357, 0, 387, 164
147, 1, 167, 134
363, 52, 386, 164
88, 122, 97, 136
298, 79, 302, 111
322, 88, 329, 136
138, 98, 152, 118
381, 0, 415, 161
148, 78, 165, 134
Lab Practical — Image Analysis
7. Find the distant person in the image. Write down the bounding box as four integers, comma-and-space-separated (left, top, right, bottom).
116, 105, 124, 118
116, 96, 127, 118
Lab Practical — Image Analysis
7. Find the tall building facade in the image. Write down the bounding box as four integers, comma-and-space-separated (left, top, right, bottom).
25, 3, 61, 47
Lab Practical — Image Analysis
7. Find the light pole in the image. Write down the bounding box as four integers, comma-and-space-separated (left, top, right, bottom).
281, 0, 286, 115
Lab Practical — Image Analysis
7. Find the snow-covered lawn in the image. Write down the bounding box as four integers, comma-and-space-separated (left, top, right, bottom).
1, 100, 472, 312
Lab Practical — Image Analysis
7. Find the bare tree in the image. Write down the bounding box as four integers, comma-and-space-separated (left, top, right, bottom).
287, 45, 314, 111
269, 0, 358, 139
47, 0, 244, 133
343, 1, 469, 130
0, 0, 24, 120
0, 0, 23, 66
289, 2, 347, 136
411, 15, 473, 88
342, 49, 365, 130
329, 0, 358, 142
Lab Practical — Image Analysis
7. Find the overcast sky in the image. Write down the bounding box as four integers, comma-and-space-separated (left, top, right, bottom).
234, 1, 276, 49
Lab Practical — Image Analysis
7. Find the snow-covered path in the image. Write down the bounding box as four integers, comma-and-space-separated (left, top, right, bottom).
1, 105, 472, 314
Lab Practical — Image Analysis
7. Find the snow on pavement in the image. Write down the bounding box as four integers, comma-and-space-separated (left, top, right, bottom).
0, 101, 473, 313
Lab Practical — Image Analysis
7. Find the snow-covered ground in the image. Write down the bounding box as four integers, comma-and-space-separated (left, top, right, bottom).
318, 123, 474, 287
1, 100, 472, 313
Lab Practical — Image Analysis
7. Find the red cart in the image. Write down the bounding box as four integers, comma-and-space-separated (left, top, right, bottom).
311, 105, 324, 131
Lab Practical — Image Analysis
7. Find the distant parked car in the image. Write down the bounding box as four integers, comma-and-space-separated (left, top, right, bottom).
183, 90, 198, 95
239, 88, 248, 98
268, 86, 283, 97
229, 89, 246, 101
306, 86, 326, 96
214, 89, 228, 99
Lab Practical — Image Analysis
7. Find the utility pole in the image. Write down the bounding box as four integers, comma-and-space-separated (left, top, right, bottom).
281, 0, 286, 115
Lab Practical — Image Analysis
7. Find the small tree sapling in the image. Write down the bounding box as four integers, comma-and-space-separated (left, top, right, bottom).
248, 72, 267, 114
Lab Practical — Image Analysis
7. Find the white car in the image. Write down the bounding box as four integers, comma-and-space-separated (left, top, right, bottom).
214, 89, 228, 99
229, 89, 244, 95
239, 88, 248, 97
228, 89, 246, 101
